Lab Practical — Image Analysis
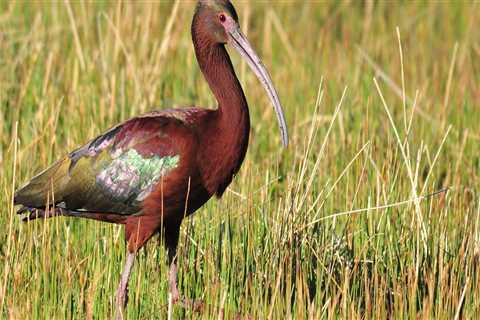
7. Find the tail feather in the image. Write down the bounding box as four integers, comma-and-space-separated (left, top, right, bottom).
17, 206, 128, 224
17, 206, 64, 222
14, 157, 71, 208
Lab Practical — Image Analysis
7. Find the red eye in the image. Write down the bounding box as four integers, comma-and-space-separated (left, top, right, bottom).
219, 14, 226, 23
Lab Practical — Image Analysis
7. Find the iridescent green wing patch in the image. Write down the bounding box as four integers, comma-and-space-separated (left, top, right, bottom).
96, 149, 179, 204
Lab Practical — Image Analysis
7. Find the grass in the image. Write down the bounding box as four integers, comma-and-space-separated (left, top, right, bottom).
1, 1, 479, 319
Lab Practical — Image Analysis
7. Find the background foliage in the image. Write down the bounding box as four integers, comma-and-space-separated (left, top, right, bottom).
1, 1, 479, 319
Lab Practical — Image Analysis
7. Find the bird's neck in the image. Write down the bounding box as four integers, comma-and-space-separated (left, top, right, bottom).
194, 42, 249, 128
193, 30, 250, 196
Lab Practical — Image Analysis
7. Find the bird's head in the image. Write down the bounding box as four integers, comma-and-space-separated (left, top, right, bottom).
194, 0, 239, 45
193, 0, 289, 147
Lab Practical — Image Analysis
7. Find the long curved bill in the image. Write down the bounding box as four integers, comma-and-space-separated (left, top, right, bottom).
228, 27, 289, 147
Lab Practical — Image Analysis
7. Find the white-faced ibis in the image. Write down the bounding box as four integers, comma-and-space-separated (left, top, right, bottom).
14, 0, 288, 318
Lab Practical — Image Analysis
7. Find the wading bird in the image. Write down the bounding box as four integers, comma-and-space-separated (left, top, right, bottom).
14, 0, 288, 318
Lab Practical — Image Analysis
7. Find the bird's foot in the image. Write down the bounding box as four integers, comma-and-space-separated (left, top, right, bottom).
167, 294, 204, 314
181, 297, 205, 313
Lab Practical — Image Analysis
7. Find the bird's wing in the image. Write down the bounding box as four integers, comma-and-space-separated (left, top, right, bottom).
14, 108, 206, 215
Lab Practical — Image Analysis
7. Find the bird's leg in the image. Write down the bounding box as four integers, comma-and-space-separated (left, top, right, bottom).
167, 241, 180, 304
166, 231, 204, 313
164, 223, 181, 305
115, 252, 136, 320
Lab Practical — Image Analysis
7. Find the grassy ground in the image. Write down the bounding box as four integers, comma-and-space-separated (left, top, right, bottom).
1, 1, 479, 319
